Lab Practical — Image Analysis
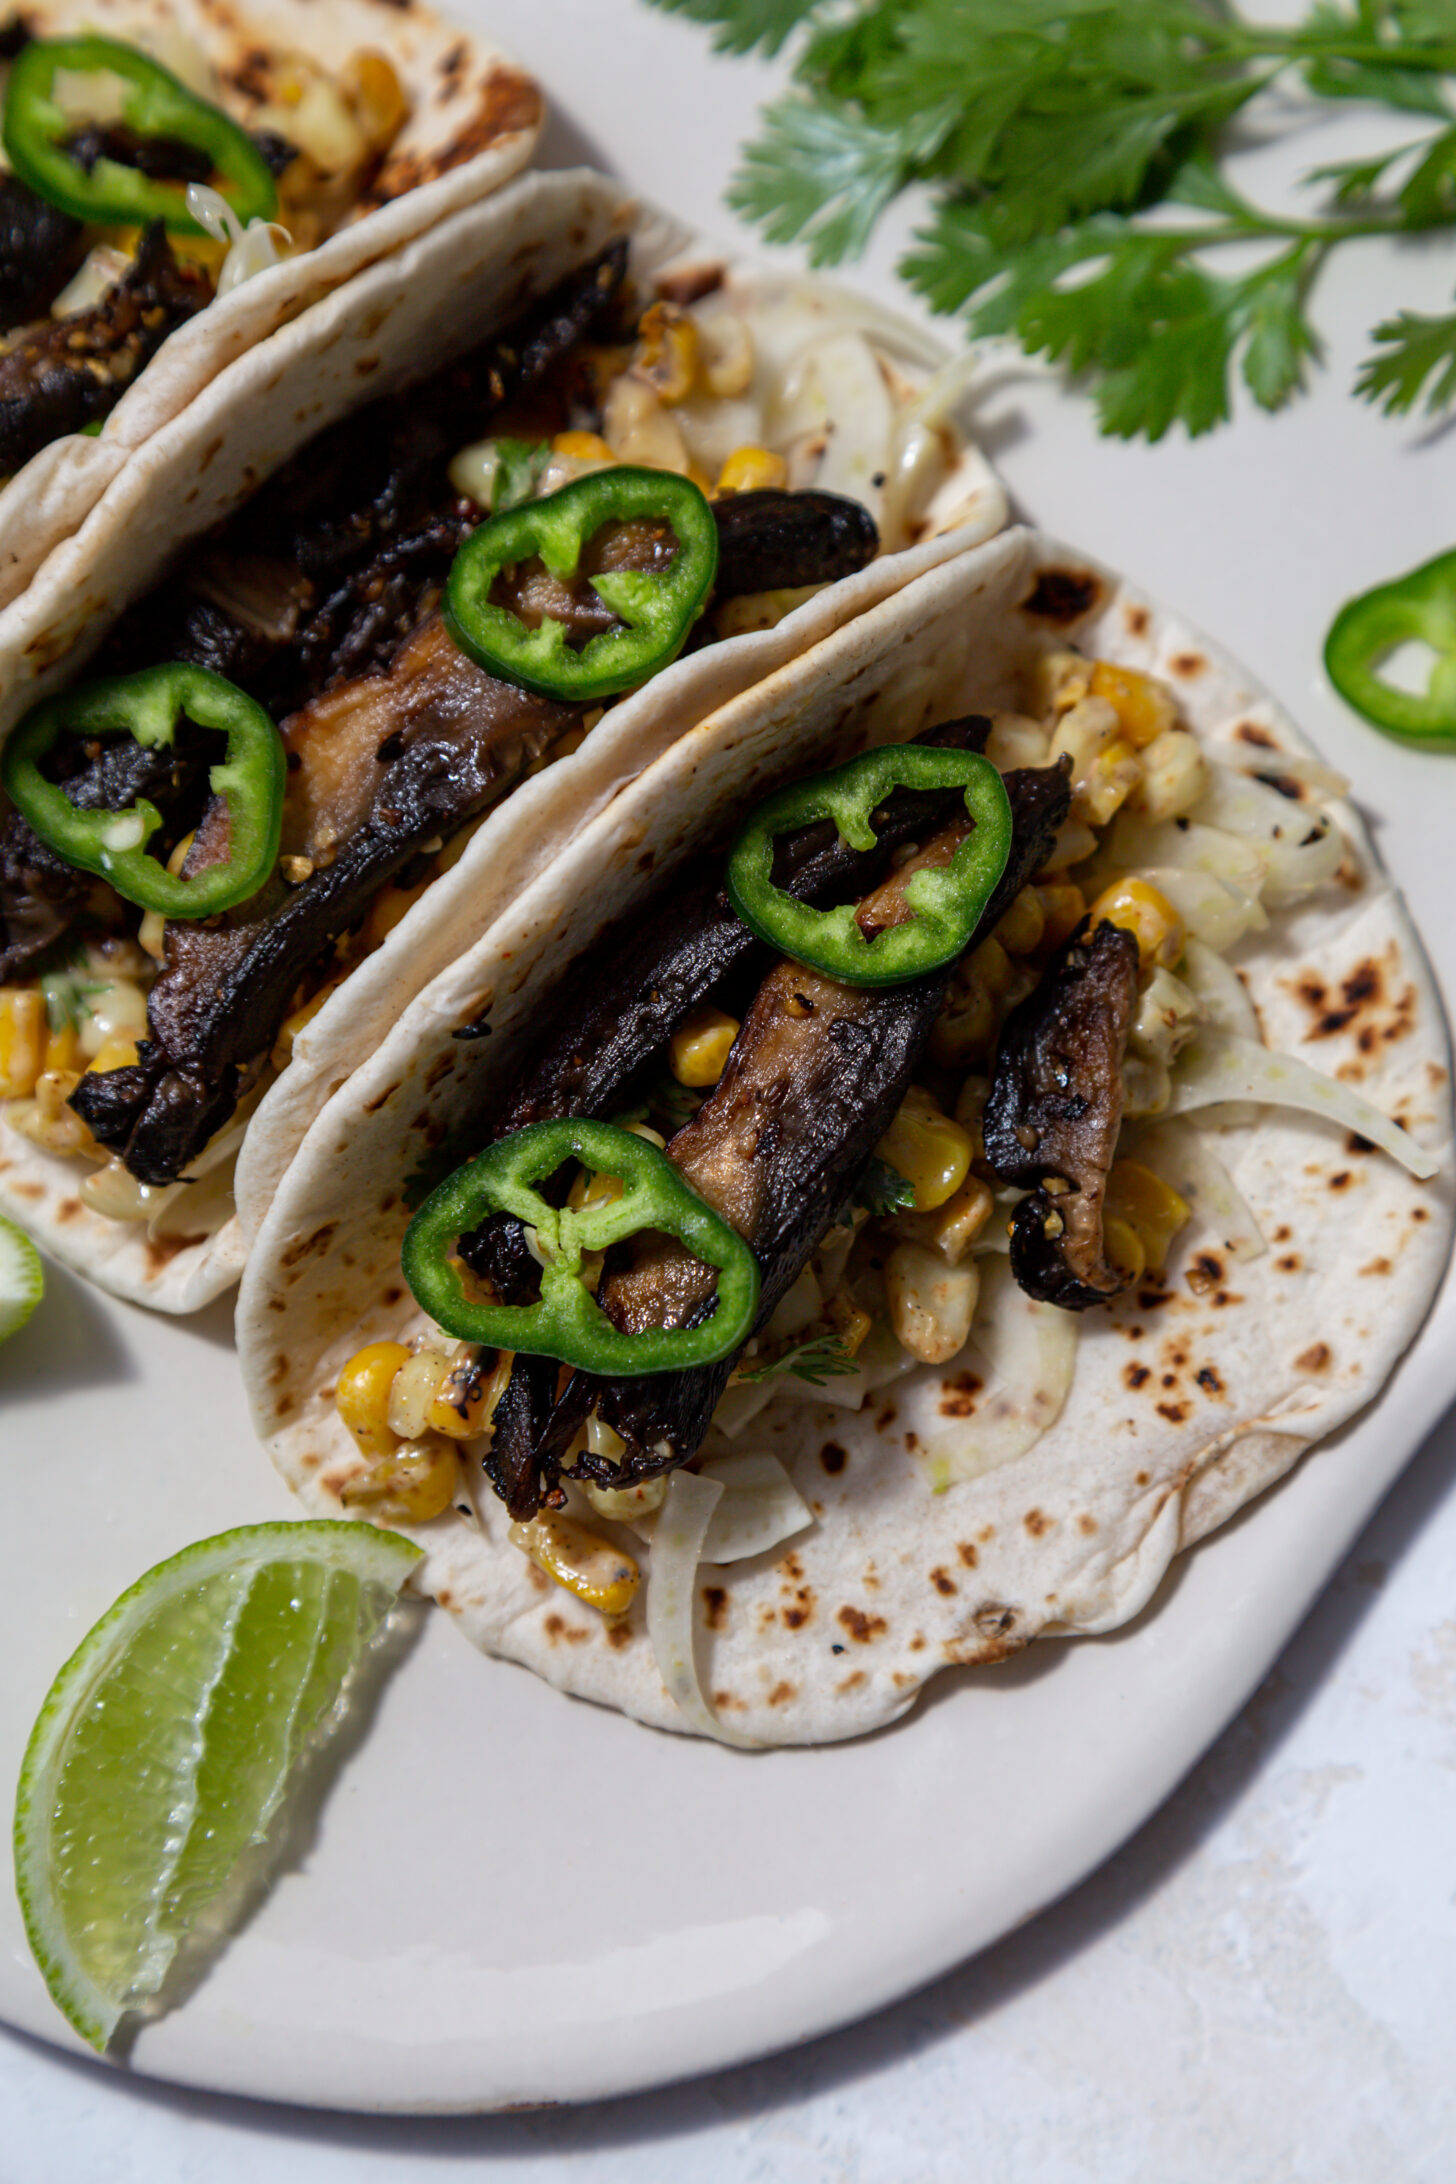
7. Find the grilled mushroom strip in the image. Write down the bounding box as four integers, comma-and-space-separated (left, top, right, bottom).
709, 489, 879, 599
981, 919, 1142, 1309
0, 173, 84, 331
0, 223, 207, 474
471, 744, 1072, 1516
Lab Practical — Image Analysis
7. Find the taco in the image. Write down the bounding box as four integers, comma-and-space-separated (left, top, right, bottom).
0, 0, 543, 613
0, 166, 1008, 1310
237, 525, 1453, 1748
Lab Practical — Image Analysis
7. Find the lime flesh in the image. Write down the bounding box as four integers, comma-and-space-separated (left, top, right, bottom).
14, 1521, 421, 2049
0, 1215, 43, 1344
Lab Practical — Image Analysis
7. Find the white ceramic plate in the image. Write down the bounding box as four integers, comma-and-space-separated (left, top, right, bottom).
3, 0, 1456, 2119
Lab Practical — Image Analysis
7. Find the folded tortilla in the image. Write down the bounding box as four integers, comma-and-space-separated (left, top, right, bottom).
238, 525, 1454, 1745
0, 167, 1009, 1310
0, 0, 544, 614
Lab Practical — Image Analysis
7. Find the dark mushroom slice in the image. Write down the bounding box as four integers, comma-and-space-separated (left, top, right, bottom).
69, 618, 581, 1182
0, 223, 208, 475
0, 173, 84, 332
709, 489, 879, 600
981, 919, 1141, 1310
63, 123, 216, 184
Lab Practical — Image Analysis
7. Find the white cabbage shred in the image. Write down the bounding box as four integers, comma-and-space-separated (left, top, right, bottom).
698, 1453, 812, 1564
925, 1258, 1080, 1489
1169, 1030, 1439, 1179
645, 1472, 761, 1747
1139, 1119, 1267, 1263
186, 183, 292, 298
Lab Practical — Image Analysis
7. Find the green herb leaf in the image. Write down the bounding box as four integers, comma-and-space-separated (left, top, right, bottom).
39, 963, 108, 1036
491, 439, 551, 513
739, 1330, 860, 1383
642, 0, 820, 56
855, 1156, 916, 1216
727, 95, 927, 262
1355, 295, 1456, 410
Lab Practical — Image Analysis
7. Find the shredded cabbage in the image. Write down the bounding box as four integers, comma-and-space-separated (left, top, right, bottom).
186, 183, 291, 298
699, 1453, 812, 1563
646, 1472, 761, 1747
1169, 1030, 1440, 1179
1139, 1119, 1267, 1262
926, 1257, 1079, 1488
1192, 767, 1343, 895
1178, 938, 1259, 1123
1204, 744, 1351, 798
767, 330, 894, 519
1139, 864, 1267, 952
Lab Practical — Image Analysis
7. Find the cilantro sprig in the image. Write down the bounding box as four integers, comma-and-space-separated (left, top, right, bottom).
647, 0, 1456, 438
738, 1330, 859, 1383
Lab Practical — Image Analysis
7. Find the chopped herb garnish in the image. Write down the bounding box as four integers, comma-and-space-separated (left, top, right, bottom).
855, 1156, 916, 1217
39, 963, 107, 1036
490, 438, 551, 513
739, 1330, 860, 1383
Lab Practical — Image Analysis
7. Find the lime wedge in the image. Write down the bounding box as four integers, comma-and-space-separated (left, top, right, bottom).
0, 1215, 43, 1344
14, 1520, 421, 2050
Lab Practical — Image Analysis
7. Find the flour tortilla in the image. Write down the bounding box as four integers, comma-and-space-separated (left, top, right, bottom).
238, 524, 1453, 1746
0, 0, 545, 611
0, 167, 1009, 1310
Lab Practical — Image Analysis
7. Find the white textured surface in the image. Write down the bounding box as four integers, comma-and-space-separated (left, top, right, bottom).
4, 0, 1456, 2169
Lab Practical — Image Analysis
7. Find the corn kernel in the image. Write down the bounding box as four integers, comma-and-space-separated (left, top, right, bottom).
583, 1471, 668, 1524
669, 1003, 740, 1087
336, 1341, 412, 1462
138, 908, 166, 960
824, 1289, 872, 1356
0, 988, 45, 1098
1072, 736, 1141, 828
427, 1347, 506, 1440
716, 444, 788, 495
886, 1242, 979, 1364
929, 979, 997, 1067
509, 1512, 640, 1617
1028, 649, 1091, 717
552, 430, 615, 464
1036, 818, 1098, 875
1089, 660, 1179, 747
602, 375, 691, 473
1127, 725, 1208, 822
341, 1436, 459, 1526
1102, 1215, 1147, 1286
905, 1174, 995, 1265
1105, 1158, 1190, 1271
1049, 695, 1120, 774
43, 1021, 80, 1075
984, 712, 1049, 770
1034, 883, 1086, 952
1088, 876, 1185, 969
386, 1347, 452, 1441
698, 312, 754, 397
875, 1086, 972, 1213
87, 1036, 139, 1074
629, 302, 700, 405
343, 49, 409, 155
992, 887, 1045, 957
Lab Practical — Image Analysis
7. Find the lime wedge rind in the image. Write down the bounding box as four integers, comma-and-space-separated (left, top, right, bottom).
0, 1215, 43, 1345
14, 1521, 421, 2051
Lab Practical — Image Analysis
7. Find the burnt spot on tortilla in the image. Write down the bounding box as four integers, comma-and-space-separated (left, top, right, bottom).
1021, 568, 1101, 623
1291, 952, 1416, 1048
778, 1552, 804, 1582
1136, 1470, 1150, 1486
1023, 1508, 1052, 1538
381, 1285, 404, 1306
1328, 1171, 1354, 1193
55, 1198, 81, 1222
904, 1431, 920, 1453
1361, 1256, 1393, 1277
1276, 1253, 1301, 1272
543, 1613, 589, 1645
929, 1567, 958, 1597
972, 1604, 1019, 1641
1235, 722, 1278, 749
1261, 772, 1307, 803
819, 1442, 847, 1475
1123, 603, 1150, 637
425, 1053, 456, 1092
1414, 1205, 1431, 1221
144, 1230, 204, 1269
1272, 1224, 1292, 1243
1156, 1400, 1189, 1424
523, 1561, 550, 1594
606, 1621, 632, 1649
702, 1586, 728, 1631
767, 1681, 796, 1707
1169, 651, 1206, 679
280, 1223, 337, 1268
939, 1370, 983, 1417
712, 1689, 747, 1712
837, 1604, 887, 1644
837, 1670, 866, 1692
363, 1082, 402, 1115
782, 1595, 814, 1629
958, 1542, 979, 1569
1078, 1513, 1098, 1536
1297, 1343, 1332, 1374
1347, 1132, 1376, 1156
1138, 1287, 1175, 1310
875, 1404, 897, 1431
1186, 1251, 1224, 1297
1197, 1366, 1224, 1396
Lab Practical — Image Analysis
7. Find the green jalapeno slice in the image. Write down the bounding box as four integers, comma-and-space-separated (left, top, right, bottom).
1324, 548, 1456, 744
3, 35, 278, 233
401, 1119, 760, 1375
1, 664, 285, 918
725, 746, 1014, 986
444, 467, 719, 703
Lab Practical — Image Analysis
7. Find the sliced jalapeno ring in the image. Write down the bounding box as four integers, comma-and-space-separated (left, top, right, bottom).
3, 35, 277, 233
444, 466, 719, 703
401, 1119, 760, 1375
725, 746, 1014, 986
1, 664, 285, 918
1324, 547, 1456, 744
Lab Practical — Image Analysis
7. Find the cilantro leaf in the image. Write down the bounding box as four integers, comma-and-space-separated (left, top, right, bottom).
727, 95, 930, 262
491, 439, 551, 513
739, 1331, 860, 1383
643, 0, 821, 56
1236, 251, 1323, 410
1355, 297, 1456, 411
855, 1157, 917, 1216
39, 963, 108, 1036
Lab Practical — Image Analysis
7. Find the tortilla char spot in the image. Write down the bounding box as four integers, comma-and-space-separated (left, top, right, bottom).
972, 1604, 1019, 1641
365, 68, 543, 206
1360, 1256, 1393, 1276
425, 1053, 457, 1092
606, 1621, 632, 1649
939, 1369, 983, 1418
1347, 1132, 1376, 1157
1138, 1286, 1174, 1310
837, 1670, 866, 1692
363, 1082, 402, 1116
1169, 650, 1206, 678
525, 1562, 550, 1594
635, 849, 656, 875
1235, 721, 1277, 748
1272, 1224, 1292, 1243
929, 1567, 958, 1596
1328, 1171, 1353, 1192
767, 1681, 796, 1706
1211, 1289, 1243, 1307
145, 1231, 203, 1269
702, 1585, 728, 1631
979, 1524, 995, 1543
1156, 1400, 1189, 1423
9, 1180, 43, 1200
782, 1601, 812, 1629
1021, 568, 1101, 622
713, 1689, 746, 1712
1160, 1373, 1177, 1390
380, 1285, 403, 1307
777, 1552, 804, 1582
1123, 603, 1150, 637
1297, 1343, 1332, 1373
957, 1542, 979, 1569
281, 1222, 337, 1268
1136, 1470, 1150, 1486
1078, 1513, 1098, 1535
875, 1405, 897, 1431
1197, 1366, 1224, 1396
819, 1441, 847, 1475
1414, 1205, 1430, 1222
837, 1604, 887, 1644
904, 1430, 920, 1453
55, 1197, 81, 1222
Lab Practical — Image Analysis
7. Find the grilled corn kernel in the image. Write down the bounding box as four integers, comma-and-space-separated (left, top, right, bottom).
1089, 660, 1178, 747
915, 1174, 995, 1265
341, 1436, 459, 1526
716, 444, 788, 495
427, 1348, 503, 1440
336, 1341, 412, 1462
42, 1021, 80, 1075
0, 988, 45, 1098
698, 311, 754, 397
1033, 883, 1086, 952
1102, 1215, 1147, 1286
1048, 695, 1120, 774
930, 979, 996, 1067
1105, 1158, 1190, 1271
583, 1471, 668, 1524
552, 429, 615, 464
566, 1124, 665, 1214
1037, 817, 1098, 874
1127, 725, 1208, 822
984, 711, 1049, 770
630, 302, 700, 405
992, 887, 1045, 957
78, 1158, 157, 1221
137, 909, 166, 960
602, 375, 691, 472
509, 1513, 640, 1617
824, 1288, 872, 1357
386, 1347, 453, 1441
669, 1004, 740, 1087
886, 1243, 979, 1365
1089, 877, 1185, 969
343, 49, 409, 154
87, 1036, 140, 1074
77, 976, 147, 1059
875, 1086, 972, 1213
1029, 648, 1091, 717
1072, 736, 1141, 827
